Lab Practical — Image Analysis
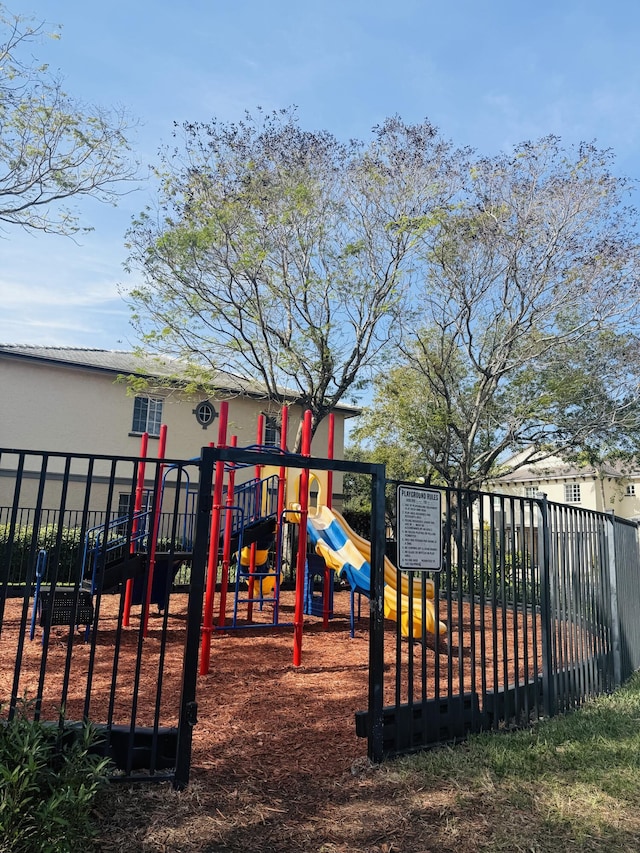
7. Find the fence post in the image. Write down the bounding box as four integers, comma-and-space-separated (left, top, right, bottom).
174, 447, 214, 790
537, 493, 555, 718
368, 463, 386, 763
605, 511, 623, 689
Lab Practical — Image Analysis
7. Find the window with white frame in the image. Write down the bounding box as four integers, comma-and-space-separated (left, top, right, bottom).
117, 491, 152, 519
524, 486, 538, 498
625, 484, 636, 497
117, 492, 132, 519
116, 491, 152, 535
564, 483, 581, 504
263, 414, 281, 447
117, 491, 152, 516
131, 396, 163, 437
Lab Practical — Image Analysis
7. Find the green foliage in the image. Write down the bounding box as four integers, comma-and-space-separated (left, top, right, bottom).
355, 137, 640, 488
0, 5, 136, 235
350, 360, 474, 488
0, 704, 111, 853
340, 509, 372, 539
447, 546, 538, 607
342, 446, 373, 514
0, 524, 83, 585
343, 443, 427, 527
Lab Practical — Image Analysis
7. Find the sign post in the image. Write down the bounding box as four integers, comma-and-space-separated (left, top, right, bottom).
397, 485, 443, 572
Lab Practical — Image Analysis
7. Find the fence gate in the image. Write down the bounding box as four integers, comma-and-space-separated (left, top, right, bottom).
0, 448, 212, 788
203, 444, 389, 762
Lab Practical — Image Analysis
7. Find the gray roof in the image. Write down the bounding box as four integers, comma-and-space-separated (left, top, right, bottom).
495, 461, 635, 483
0, 345, 360, 414
0, 345, 175, 376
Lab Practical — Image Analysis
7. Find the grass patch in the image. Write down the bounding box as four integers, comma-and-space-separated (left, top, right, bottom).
396, 672, 640, 851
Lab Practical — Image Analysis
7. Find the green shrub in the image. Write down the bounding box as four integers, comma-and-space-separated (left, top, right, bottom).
0, 523, 85, 586
0, 704, 112, 853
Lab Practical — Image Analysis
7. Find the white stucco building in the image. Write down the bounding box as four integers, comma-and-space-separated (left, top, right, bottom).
489, 451, 640, 520
0, 345, 357, 512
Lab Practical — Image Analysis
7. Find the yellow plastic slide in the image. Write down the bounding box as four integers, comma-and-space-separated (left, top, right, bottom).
307, 505, 446, 637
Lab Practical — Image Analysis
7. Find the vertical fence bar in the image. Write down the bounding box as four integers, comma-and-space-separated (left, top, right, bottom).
394, 504, 403, 708
577, 509, 589, 702
84, 458, 119, 722
478, 495, 488, 720
368, 462, 386, 763
518, 497, 530, 719
0, 452, 26, 628
606, 511, 622, 689
489, 496, 500, 726
466, 494, 476, 716
573, 508, 586, 705
587, 513, 601, 697
149, 463, 187, 774
609, 518, 640, 678
124, 432, 148, 627
509, 496, 520, 721
174, 449, 213, 789
537, 494, 555, 719
143, 425, 167, 638
11, 453, 49, 721
557, 505, 570, 711
499, 496, 510, 721
564, 505, 576, 710
42, 455, 74, 724
455, 491, 464, 714
529, 496, 541, 720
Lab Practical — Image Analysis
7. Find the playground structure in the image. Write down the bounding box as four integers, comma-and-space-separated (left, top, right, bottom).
28, 426, 198, 643
199, 404, 378, 671
197, 402, 449, 673
22, 407, 338, 655
303, 496, 447, 638
26, 398, 448, 674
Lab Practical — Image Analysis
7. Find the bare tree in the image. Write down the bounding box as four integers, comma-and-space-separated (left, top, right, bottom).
0, 5, 137, 235
354, 137, 640, 488
125, 110, 461, 448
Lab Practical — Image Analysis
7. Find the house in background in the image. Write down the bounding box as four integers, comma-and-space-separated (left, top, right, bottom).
0, 345, 358, 513
489, 451, 640, 521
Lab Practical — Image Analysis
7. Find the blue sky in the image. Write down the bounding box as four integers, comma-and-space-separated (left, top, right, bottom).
1, 0, 639, 350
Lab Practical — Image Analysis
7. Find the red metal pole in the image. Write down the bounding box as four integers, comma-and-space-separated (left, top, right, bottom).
293, 409, 312, 666
326, 413, 334, 511
199, 401, 229, 676
123, 431, 148, 627
323, 412, 335, 629
142, 424, 167, 637
217, 435, 237, 628
274, 405, 288, 624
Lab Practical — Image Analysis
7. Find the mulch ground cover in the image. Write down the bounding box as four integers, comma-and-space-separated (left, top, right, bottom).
0, 588, 540, 852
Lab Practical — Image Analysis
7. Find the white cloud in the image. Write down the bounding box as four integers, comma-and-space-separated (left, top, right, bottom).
0, 280, 122, 309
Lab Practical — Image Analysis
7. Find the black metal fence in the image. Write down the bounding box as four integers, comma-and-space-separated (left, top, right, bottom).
0, 506, 197, 587
360, 484, 640, 760
0, 448, 208, 788
610, 515, 640, 679
3, 445, 640, 780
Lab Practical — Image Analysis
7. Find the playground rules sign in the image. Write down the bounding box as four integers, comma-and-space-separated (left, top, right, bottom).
397, 485, 443, 571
